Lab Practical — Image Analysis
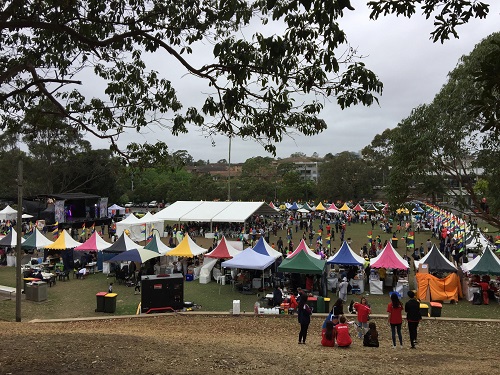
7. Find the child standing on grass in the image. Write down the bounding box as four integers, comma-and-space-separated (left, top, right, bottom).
353, 297, 371, 339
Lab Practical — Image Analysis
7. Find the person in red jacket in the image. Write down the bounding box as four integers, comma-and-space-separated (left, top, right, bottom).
334, 315, 352, 347
353, 297, 371, 339
387, 293, 404, 348
321, 320, 335, 347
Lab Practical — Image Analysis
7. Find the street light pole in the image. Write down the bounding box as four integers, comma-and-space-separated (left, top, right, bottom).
15, 160, 23, 322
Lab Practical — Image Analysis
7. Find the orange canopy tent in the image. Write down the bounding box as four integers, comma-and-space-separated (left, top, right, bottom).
416, 272, 463, 302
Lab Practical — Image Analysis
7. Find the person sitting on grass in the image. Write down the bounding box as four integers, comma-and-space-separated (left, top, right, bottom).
321, 320, 336, 347
334, 315, 352, 348
363, 322, 380, 347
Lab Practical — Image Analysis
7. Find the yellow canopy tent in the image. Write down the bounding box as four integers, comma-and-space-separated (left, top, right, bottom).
338, 202, 351, 211
44, 229, 81, 250
396, 207, 410, 214
315, 202, 326, 211
164, 234, 208, 258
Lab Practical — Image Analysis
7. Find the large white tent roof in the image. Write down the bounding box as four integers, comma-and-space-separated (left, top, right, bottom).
153, 201, 278, 223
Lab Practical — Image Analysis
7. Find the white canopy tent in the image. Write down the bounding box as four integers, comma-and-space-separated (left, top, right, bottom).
115, 212, 164, 242
108, 204, 126, 216
0, 205, 17, 221
115, 213, 142, 241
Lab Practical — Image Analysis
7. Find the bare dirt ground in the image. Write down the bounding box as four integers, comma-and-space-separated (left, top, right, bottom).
0, 314, 497, 375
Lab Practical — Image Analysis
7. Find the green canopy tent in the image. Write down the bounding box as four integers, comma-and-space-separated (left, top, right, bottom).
278, 250, 327, 297
278, 250, 326, 274
469, 247, 500, 276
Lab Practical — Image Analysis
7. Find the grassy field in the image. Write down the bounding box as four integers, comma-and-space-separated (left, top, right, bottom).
1, 217, 499, 322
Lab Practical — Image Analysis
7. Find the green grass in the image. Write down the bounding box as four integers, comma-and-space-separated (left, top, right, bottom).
1, 217, 499, 322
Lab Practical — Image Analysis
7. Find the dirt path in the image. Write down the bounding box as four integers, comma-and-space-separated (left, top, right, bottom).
0, 314, 496, 375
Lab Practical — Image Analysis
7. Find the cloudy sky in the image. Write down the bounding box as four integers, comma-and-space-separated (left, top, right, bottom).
93, 3, 500, 163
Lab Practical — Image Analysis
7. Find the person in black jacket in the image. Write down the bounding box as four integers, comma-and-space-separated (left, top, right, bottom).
297, 292, 312, 344
405, 290, 422, 349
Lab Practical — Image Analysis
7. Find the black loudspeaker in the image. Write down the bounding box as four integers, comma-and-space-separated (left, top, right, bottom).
141, 274, 184, 313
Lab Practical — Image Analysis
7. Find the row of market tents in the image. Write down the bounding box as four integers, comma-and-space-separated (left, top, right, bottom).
272, 201, 389, 213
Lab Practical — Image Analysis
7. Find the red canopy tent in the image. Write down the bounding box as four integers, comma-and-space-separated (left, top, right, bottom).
353, 203, 364, 212
205, 236, 242, 259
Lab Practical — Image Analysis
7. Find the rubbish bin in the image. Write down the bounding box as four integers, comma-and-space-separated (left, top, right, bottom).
316, 296, 325, 313
430, 302, 442, 317
23, 277, 41, 293
419, 303, 429, 317
104, 293, 118, 313
232, 300, 241, 315
26, 282, 47, 302
95, 292, 108, 312
307, 297, 317, 313
324, 297, 330, 313
25, 283, 34, 301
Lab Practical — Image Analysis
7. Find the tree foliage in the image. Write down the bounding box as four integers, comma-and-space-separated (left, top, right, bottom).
317, 151, 374, 202
386, 32, 500, 226
0, 0, 392, 160
367, 0, 490, 43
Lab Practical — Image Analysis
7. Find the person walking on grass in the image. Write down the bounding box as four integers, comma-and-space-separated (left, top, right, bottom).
387, 293, 404, 348
405, 290, 422, 349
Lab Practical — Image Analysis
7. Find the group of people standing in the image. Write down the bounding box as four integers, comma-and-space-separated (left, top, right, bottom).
387, 290, 422, 349
297, 291, 422, 348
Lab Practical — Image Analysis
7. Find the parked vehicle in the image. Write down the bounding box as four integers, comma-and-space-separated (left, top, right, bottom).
124, 202, 134, 208
148, 200, 158, 208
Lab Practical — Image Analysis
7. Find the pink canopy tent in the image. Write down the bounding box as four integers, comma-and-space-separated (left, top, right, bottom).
370, 242, 409, 269
325, 202, 339, 212
205, 236, 242, 259
74, 231, 112, 251
287, 239, 321, 259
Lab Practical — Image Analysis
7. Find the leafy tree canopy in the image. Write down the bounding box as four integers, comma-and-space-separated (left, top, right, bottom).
1, 0, 489, 162
386, 32, 500, 226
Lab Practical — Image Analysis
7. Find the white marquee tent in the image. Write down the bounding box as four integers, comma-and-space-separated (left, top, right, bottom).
152, 201, 278, 230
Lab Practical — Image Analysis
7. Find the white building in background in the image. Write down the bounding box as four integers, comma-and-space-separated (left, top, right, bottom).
295, 161, 320, 182
276, 157, 321, 182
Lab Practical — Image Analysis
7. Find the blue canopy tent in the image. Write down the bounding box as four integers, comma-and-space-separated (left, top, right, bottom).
326, 241, 365, 295
327, 241, 365, 265
288, 202, 299, 210
412, 204, 425, 214
252, 237, 282, 259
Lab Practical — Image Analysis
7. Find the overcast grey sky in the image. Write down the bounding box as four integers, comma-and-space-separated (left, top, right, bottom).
92, 3, 500, 164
